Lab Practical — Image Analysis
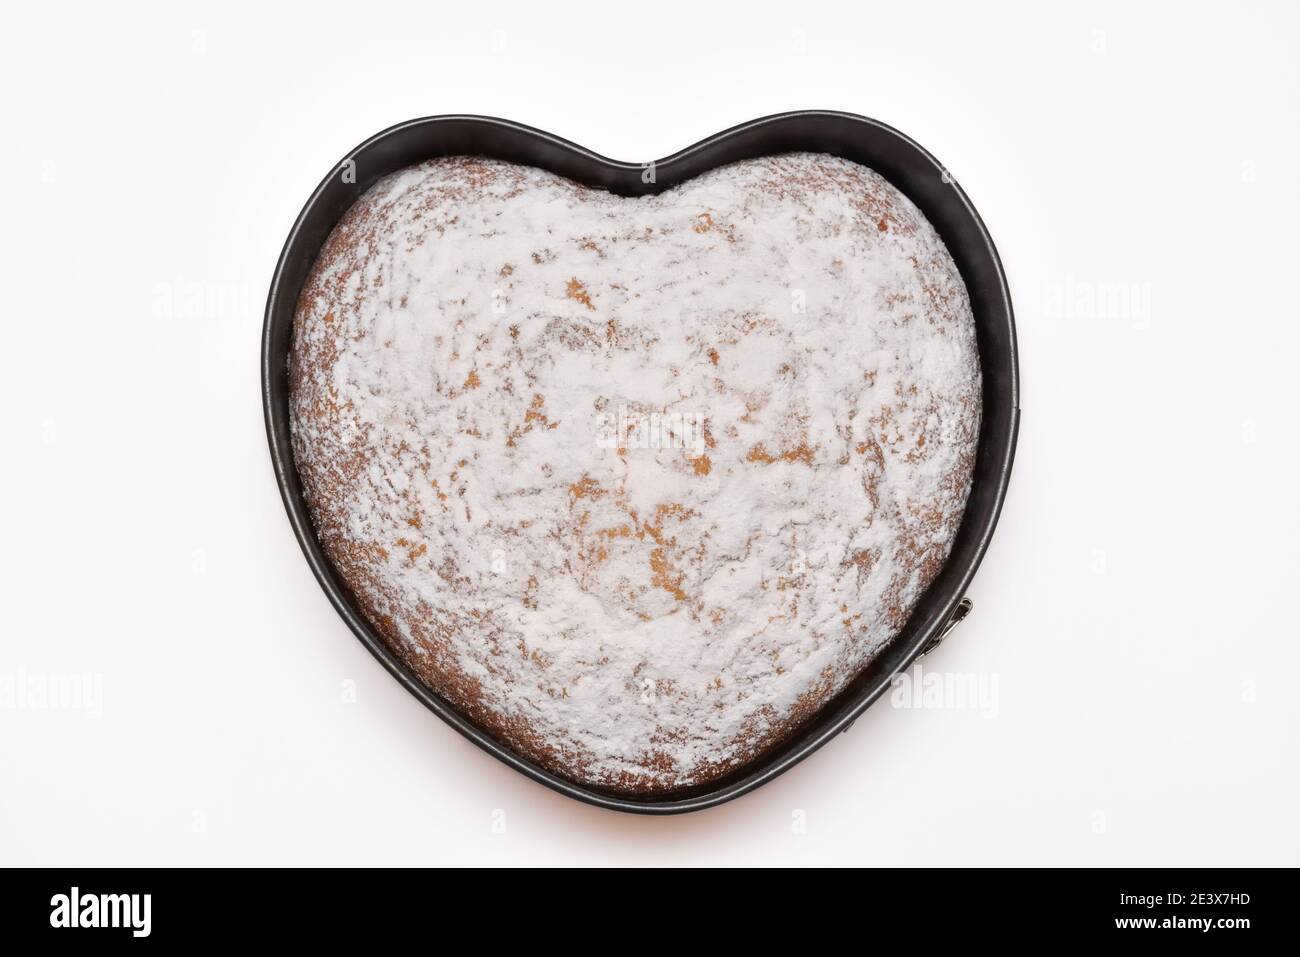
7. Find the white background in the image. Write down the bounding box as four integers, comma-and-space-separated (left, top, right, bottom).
2, 0, 1297, 867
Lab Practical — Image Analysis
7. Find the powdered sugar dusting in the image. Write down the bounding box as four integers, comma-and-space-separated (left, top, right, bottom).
289, 152, 981, 791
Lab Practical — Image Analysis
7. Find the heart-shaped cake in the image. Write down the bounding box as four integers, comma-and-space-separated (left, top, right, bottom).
289, 151, 981, 793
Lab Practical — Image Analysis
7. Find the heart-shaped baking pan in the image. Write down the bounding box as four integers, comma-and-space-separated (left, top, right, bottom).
262, 111, 1019, 814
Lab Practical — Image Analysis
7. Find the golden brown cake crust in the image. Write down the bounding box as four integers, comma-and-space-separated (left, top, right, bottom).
289, 153, 981, 793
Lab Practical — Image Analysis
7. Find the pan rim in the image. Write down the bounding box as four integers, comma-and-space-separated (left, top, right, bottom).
261, 111, 1019, 815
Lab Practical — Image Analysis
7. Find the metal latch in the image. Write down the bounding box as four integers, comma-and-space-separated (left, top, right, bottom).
917, 597, 973, 659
